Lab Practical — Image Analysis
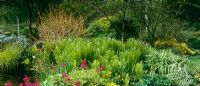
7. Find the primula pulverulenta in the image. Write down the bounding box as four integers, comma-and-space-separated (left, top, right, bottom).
23, 75, 30, 82
21, 75, 40, 86
80, 59, 88, 69
74, 80, 81, 86
22, 75, 32, 86
4, 75, 40, 86
62, 72, 71, 82
4, 81, 13, 86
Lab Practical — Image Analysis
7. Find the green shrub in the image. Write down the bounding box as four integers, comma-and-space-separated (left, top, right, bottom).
111, 49, 145, 85
110, 15, 139, 40
146, 49, 194, 85
31, 41, 56, 78
135, 62, 144, 80
87, 15, 139, 41
87, 16, 114, 37
54, 38, 98, 71
32, 38, 151, 85
0, 43, 23, 71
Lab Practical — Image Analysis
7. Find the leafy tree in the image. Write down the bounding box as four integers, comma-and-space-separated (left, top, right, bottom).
87, 0, 140, 43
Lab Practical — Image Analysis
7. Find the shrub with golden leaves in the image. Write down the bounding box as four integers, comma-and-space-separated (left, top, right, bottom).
154, 37, 197, 55
176, 43, 196, 55
38, 9, 86, 41
154, 38, 177, 48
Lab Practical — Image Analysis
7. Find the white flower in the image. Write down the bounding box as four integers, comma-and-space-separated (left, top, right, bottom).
33, 56, 36, 59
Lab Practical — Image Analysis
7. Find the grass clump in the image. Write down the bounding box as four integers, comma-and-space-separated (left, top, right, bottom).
0, 43, 23, 71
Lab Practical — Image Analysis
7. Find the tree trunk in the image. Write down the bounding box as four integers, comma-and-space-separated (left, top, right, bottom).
122, 23, 125, 44
28, 0, 34, 42
144, 0, 151, 42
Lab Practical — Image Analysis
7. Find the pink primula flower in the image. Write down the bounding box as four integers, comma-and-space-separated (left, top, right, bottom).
26, 82, 33, 86
74, 80, 81, 86
62, 72, 68, 79
80, 59, 88, 69
62, 72, 71, 82
23, 75, 30, 82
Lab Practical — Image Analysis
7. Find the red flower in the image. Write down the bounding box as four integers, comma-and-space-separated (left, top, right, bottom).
66, 77, 71, 81
4, 81, 13, 86
23, 75, 30, 83
62, 72, 71, 82
80, 59, 88, 69
23, 82, 33, 86
62, 63, 67, 68
97, 65, 106, 72
74, 80, 81, 86
22, 75, 34, 86
26, 82, 33, 86
62, 72, 68, 79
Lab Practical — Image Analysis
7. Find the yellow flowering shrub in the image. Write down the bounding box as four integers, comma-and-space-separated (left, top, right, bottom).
176, 43, 196, 55
154, 37, 197, 55
154, 38, 177, 48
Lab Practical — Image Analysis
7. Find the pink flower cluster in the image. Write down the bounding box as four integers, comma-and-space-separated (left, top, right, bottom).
62, 72, 71, 82
61, 72, 81, 86
4, 75, 40, 86
80, 59, 88, 69
74, 80, 81, 86
80, 59, 106, 72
